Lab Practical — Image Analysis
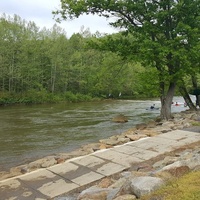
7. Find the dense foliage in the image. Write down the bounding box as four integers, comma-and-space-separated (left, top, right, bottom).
55, 0, 200, 119
0, 14, 160, 105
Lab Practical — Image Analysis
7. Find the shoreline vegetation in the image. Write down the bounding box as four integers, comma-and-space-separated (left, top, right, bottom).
0, 91, 98, 106
0, 109, 200, 199
0, 91, 157, 106
0, 92, 134, 106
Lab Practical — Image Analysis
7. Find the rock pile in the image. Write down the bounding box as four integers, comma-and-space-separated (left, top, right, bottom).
55, 110, 200, 200
57, 142, 200, 200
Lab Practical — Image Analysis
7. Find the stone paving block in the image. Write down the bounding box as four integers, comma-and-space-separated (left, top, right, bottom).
127, 138, 163, 149
71, 155, 105, 168
157, 130, 200, 144
127, 138, 160, 149
0, 178, 46, 200
93, 162, 127, 176
93, 149, 142, 167
127, 136, 186, 154
48, 162, 104, 186
111, 145, 160, 160
147, 135, 198, 150
130, 149, 160, 160
146, 144, 175, 154
72, 171, 104, 186
48, 162, 79, 175
179, 137, 200, 145
141, 136, 183, 147
19, 168, 78, 199
37, 178, 77, 198
71, 154, 128, 176
112, 145, 140, 155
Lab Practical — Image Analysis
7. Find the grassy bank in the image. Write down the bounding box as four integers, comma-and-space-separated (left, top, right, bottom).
141, 170, 200, 200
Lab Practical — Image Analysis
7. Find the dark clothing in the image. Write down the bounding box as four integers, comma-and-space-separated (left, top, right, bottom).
150, 104, 155, 109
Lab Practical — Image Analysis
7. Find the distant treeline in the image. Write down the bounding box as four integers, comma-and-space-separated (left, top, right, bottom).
0, 14, 163, 105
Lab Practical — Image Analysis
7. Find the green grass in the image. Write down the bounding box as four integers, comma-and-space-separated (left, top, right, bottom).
140, 170, 200, 200
191, 122, 200, 126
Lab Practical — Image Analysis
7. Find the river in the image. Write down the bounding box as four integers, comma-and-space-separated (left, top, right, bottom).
0, 97, 187, 171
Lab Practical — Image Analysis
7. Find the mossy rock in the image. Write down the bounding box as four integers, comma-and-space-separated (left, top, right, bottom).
112, 114, 128, 123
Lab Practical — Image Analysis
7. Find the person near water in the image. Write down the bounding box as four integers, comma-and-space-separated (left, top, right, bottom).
150, 104, 155, 109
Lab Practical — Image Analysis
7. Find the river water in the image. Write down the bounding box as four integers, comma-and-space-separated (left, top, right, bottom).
0, 97, 187, 171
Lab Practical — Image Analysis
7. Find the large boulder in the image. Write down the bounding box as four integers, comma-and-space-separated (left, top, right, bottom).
161, 155, 200, 172
135, 123, 147, 130
28, 156, 57, 170
130, 176, 164, 198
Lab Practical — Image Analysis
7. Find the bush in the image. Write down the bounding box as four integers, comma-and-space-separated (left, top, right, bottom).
63, 91, 78, 102
63, 91, 93, 102
0, 90, 97, 106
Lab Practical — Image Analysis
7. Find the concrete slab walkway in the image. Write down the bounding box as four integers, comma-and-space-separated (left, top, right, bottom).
0, 130, 200, 200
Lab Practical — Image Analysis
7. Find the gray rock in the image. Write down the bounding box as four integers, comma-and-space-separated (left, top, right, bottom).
161, 160, 184, 171
109, 177, 127, 189
41, 157, 57, 168
186, 155, 200, 169
161, 121, 175, 128
77, 186, 120, 200
130, 176, 164, 198
99, 138, 120, 146
153, 156, 178, 169
109, 177, 132, 194
20, 166, 29, 174
153, 126, 172, 133
55, 197, 76, 200
28, 156, 57, 169
77, 186, 108, 200
191, 114, 198, 120
117, 137, 130, 144
153, 160, 164, 169
136, 123, 147, 130
161, 154, 200, 171
147, 120, 157, 128
163, 156, 178, 165
113, 194, 136, 200
196, 116, 200, 121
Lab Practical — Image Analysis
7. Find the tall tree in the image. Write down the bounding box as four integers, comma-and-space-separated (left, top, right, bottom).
54, 0, 200, 119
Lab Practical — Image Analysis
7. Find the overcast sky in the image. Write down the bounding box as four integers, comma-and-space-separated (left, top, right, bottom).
0, 0, 119, 37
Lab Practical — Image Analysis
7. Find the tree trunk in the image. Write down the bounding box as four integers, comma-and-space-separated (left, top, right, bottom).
192, 75, 200, 107
196, 95, 200, 107
160, 82, 176, 120
51, 64, 57, 93
179, 85, 197, 111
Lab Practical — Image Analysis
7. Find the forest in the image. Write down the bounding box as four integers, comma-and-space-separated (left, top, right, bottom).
0, 14, 160, 105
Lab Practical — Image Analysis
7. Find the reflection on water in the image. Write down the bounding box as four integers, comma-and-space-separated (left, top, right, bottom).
0, 97, 187, 170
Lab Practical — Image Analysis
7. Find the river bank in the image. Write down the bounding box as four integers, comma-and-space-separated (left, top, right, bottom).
56, 110, 200, 200
1, 109, 200, 182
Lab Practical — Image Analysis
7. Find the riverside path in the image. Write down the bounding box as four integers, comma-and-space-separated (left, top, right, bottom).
0, 129, 200, 200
